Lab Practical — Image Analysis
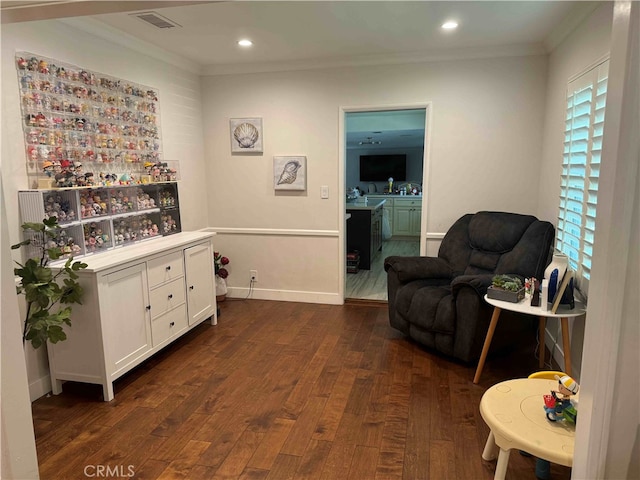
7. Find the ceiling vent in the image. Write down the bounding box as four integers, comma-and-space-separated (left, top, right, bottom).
131, 11, 181, 29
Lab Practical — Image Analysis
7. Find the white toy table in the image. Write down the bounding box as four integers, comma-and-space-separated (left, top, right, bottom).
480, 378, 577, 480
473, 295, 586, 384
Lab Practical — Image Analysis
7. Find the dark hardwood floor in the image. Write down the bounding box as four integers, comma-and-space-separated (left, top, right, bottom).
32, 299, 572, 479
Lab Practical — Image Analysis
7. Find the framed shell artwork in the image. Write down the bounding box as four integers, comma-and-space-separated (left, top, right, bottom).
274, 156, 306, 191
230, 117, 263, 153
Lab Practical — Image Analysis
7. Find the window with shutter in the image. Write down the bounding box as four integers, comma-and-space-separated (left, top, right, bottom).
556, 59, 609, 295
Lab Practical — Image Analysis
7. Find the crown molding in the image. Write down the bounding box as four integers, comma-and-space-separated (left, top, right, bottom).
58, 17, 202, 75
544, 1, 602, 52
202, 43, 547, 77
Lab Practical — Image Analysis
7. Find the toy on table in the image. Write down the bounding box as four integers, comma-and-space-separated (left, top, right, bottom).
543, 374, 579, 423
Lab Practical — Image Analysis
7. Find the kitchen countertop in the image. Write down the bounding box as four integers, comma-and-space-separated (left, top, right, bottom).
365, 194, 422, 198
346, 198, 386, 211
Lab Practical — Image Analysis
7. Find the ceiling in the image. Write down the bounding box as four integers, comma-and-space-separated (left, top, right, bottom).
3, 1, 599, 75
1, 1, 599, 149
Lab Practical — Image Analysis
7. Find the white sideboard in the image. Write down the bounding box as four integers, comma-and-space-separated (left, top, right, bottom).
47, 231, 216, 401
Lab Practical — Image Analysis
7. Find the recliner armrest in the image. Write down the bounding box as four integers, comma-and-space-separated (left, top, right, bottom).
384, 256, 453, 283
451, 274, 494, 298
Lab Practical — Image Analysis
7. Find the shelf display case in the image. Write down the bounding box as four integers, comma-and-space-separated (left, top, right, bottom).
15, 52, 180, 190
18, 182, 181, 262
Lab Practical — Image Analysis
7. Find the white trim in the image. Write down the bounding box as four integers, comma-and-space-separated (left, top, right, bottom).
426, 232, 447, 239
28, 374, 52, 402
227, 287, 343, 306
202, 44, 545, 77
572, 2, 638, 478
566, 54, 610, 83
339, 102, 431, 302
201, 227, 339, 237
544, 2, 602, 53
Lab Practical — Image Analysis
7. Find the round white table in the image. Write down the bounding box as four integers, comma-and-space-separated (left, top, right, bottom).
473, 295, 586, 384
480, 378, 577, 480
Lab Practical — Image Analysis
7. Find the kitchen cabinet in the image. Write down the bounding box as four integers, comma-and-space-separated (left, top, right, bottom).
367, 195, 394, 234
47, 231, 217, 401
346, 201, 384, 270
392, 198, 422, 237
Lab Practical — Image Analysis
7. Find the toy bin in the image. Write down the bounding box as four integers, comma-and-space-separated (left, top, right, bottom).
79, 187, 110, 219
83, 219, 112, 254
134, 185, 159, 211
108, 186, 136, 215
19, 189, 78, 225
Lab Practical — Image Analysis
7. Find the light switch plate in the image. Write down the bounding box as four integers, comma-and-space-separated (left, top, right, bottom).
321, 185, 329, 199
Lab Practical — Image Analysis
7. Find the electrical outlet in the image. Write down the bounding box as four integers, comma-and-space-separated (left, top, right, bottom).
250, 270, 258, 282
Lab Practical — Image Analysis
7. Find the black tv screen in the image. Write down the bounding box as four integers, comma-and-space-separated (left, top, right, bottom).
359, 154, 407, 182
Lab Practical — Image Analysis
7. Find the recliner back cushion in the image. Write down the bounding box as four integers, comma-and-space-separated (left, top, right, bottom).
468, 212, 536, 252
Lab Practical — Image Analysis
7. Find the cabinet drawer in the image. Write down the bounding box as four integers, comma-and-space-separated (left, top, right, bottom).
394, 198, 422, 207
150, 277, 185, 318
151, 303, 188, 346
147, 251, 184, 287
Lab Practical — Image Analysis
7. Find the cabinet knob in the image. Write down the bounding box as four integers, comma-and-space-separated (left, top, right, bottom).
166, 265, 171, 271
168, 294, 173, 299
189, 285, 194, 290
170, 321, 175, 327
146, 305, 151, 310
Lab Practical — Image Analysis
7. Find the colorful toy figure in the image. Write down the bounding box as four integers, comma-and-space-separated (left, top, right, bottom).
543, 375, 579, 423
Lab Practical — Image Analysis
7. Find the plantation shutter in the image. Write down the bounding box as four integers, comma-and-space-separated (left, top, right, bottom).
557, 59, 609, 294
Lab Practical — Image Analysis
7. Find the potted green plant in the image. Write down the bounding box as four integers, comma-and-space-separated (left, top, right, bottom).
11, 217, 87, 348
487, 274, 525, 303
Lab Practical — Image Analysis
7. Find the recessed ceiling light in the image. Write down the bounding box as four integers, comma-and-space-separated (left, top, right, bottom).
441, 21, 458, 30
238, 39, 253, 47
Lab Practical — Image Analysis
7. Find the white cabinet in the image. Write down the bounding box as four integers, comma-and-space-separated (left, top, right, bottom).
47, 232, 217, 401
185, 243, 215, 326
392, 198, 422, 236
103, 263, 152, 378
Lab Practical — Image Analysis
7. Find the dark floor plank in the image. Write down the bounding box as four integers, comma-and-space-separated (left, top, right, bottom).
31, 299, 571, 480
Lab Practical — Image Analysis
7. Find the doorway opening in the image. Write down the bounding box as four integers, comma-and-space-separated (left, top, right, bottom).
342, 107, 428, 302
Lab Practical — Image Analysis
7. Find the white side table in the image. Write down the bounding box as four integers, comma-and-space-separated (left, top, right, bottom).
480, 378, 576, 480
473, 295, 586, 384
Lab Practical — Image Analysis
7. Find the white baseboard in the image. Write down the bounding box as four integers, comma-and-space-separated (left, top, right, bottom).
227, 287, 343, 305
29, 374, 52, 402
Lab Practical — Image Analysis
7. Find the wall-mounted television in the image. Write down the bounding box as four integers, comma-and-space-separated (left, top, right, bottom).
359, 154, 407, 182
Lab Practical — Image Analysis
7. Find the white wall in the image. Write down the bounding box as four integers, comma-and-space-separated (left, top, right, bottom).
1, 20, 209, 400
202, 55, 548, 301
1, 179, 40, 480
538, 2, 613, 379
1, 19, 210, 248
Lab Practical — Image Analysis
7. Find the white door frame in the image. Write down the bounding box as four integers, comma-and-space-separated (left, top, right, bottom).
338, 102, 433, 301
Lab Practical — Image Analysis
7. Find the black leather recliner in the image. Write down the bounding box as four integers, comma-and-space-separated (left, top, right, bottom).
384, 211, 554, 363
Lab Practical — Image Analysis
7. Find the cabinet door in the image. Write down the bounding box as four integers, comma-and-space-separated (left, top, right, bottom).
393, 206, 413, 236
102, 263, 152, 377
410, 207, 422, 236
184, 243, 215, 325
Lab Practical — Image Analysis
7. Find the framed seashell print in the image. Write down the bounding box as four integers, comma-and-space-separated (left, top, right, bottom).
274, 156, 306, 191
230, 117, 263, 153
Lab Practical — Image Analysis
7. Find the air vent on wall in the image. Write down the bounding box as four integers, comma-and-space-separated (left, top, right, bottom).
131, 11, 181, 29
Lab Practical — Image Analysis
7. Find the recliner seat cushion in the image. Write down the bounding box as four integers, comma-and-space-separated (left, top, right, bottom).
396, 283, 455, 335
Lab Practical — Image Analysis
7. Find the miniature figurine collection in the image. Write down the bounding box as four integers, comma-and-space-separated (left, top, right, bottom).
16, 52, 179, 190
543, 374, 579, 424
